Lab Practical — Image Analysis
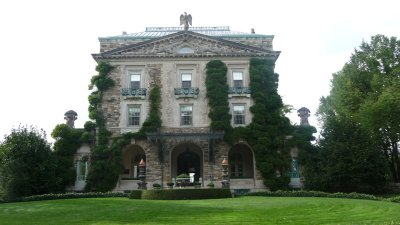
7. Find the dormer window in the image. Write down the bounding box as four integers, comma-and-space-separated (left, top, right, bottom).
177, 46, 194, 54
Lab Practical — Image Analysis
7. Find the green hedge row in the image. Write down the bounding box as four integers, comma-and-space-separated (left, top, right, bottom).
1, 192, 127, 203
129, 189, 232, 200
386, 196, 400, 203
245, 190, 383, 201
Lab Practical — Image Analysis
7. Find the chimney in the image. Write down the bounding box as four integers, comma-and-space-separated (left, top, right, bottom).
251, 28, 255, 34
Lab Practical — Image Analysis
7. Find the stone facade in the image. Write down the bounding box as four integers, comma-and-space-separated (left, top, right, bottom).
74, 25, 285, 192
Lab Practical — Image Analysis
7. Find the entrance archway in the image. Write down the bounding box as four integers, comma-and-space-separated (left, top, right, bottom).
228, 144, 254, 178
122, 145, 146, 179
171, 143, 203, 182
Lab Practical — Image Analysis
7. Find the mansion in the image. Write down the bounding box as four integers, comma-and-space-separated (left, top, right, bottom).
70, 15, 304, 192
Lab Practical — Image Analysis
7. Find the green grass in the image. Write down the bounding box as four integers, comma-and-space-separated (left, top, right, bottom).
0, 196, 399, 224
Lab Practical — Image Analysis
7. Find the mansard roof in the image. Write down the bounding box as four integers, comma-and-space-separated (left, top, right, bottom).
99, 26, 273, 41
93, 30, 280, 60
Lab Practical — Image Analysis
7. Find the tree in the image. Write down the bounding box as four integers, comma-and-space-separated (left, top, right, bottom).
51, 124, 83, 191
314, 34, 399, 192
0, 126, 58, 200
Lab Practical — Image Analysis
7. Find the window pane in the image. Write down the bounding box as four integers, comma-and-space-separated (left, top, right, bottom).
130, 74, 141, 81
130, 74, 141, 89
181, 73, 192, 81
180, 105, 192, 125
233, 72, 243, 80
233, 105, 245, 113
128, 105, 141, 126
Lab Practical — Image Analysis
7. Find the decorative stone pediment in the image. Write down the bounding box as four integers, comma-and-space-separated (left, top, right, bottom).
94, 31, 280, 59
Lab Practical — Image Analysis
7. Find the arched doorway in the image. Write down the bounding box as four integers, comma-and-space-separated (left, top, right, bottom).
171, 143, 203, 182
228, 144, 254, 178
122, 145, 146, 179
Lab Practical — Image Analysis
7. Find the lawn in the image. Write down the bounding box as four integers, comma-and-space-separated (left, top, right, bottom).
0, 196, 399, 225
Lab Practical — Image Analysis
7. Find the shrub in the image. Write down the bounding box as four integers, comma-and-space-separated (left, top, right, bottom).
177, 173, 189, 179
128, 190, 142, 199
244, 190, 382, 201
0, 192, 127, 203
207, 183, 215, 188
140, 189, 232, 200
386, 196, 400, 203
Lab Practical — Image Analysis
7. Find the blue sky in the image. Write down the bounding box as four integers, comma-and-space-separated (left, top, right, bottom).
0, 0, 399, 142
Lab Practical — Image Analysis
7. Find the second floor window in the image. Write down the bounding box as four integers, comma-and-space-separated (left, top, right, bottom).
180, 105, 193, 125
130, 73, 141, 89
181, 73, 192, 88
233, 104, 245, 125
232, 71, 243, 87
128, 105, 141, 126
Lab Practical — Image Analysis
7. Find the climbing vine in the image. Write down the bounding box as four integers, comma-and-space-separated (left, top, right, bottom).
205, 58, 293, 190
84, 61, 161, 192
205, 60, 231, 131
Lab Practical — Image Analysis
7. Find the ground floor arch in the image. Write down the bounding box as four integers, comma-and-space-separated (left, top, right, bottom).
170, 143, 203, 182
228, 143, 254, 178
122, 144, 146, 179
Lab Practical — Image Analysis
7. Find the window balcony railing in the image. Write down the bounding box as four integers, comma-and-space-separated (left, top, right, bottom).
228, 87, 251, 97
121, 88, 147, 99
174, 87, 199, 99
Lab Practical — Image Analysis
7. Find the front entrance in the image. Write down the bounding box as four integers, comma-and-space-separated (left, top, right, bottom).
171, 143, 203, 182
122, 145, 146, 179
177, 150, 201, 181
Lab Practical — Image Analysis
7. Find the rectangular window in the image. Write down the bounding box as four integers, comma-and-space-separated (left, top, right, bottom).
128, 105, 141, 126
181, 73, 192, 88
233, 104, 245, 125
76, 160, 87, 181
130, 73, 141, 89
180, 105, 193, 125
232, 71, 243, 87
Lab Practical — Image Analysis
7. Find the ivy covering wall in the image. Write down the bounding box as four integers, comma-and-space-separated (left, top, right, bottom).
84, 61, 161, 192
206, 59, 293, 190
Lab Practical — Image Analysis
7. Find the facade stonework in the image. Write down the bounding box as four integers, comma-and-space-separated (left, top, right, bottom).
74, 25, 290, 191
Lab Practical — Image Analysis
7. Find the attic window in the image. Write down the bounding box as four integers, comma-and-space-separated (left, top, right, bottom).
177, 46, 194, 54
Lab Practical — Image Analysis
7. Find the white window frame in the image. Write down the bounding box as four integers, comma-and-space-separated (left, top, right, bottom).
233, 104, 246, 125
128, 105, 141, 126
232, 71, 244, 87
181, 72, 192, 88
130, 72, 141, 89
180, 104, 193, 126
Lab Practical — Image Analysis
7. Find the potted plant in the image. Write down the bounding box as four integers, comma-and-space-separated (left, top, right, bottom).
194, 182, 201, 189
152, 183, 161, 189
166, 182, 174, 189
207, 182, 215, 188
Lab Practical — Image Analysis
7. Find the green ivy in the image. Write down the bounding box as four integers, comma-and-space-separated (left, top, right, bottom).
84, 61, 162, 192
205, 60, 231, 131
51, 124, 83, 191
205, 58, 293, 191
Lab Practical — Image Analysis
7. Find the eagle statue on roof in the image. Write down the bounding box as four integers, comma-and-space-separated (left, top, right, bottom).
180, 12, 192, 31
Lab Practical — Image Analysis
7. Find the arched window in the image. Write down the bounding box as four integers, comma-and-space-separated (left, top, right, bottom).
229, 153, 243, 178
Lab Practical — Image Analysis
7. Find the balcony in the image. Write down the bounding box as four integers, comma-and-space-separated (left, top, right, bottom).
228, 87, 251, 98
121, 88, 147, 99
174, 87, 199, 99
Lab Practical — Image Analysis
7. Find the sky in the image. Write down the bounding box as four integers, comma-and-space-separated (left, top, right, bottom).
0, 0, 399, 143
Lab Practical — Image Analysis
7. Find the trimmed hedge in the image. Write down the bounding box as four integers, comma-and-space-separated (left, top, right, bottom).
386, 196, 400, 203
1, 192, 127, 203
245, 190, 382, 201
129, 189, 232, 200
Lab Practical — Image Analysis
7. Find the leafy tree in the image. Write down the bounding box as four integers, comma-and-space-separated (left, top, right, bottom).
315, 34, 399, 192
0, 126, 58, 200
51, 124, 83, 191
